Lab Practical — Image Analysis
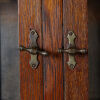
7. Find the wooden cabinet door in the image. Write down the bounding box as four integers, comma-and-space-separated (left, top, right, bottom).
19, 0, 88, 100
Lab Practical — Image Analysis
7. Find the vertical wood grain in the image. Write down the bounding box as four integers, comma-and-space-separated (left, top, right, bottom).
63, 0, 88, 100
19, 0, 88, 99
42, 0, 64, 100
19, 0, 43, 100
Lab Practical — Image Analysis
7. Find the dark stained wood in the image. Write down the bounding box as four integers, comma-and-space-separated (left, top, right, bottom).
19, 0, 43, 100
63, 0, 88, 100
19, 0, 89, 99
42, 0, 64, 100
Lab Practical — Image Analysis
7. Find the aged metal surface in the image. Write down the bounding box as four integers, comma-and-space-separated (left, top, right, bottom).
58, 31, 87, 69
19, 30, 48, 69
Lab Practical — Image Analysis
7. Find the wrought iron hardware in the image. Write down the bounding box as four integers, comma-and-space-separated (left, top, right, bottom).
19, 30, 48, 69
58, 31, 87, 69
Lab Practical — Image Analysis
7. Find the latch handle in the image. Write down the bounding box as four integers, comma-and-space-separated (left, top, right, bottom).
19, 45, 48, 56
19, 30, 48, 69
58, 48, 87, 54
58, 31, 87, 69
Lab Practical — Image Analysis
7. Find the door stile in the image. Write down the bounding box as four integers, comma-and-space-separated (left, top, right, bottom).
63, 0, 88, 100
19, 0, 43, 100
42, 0, 64, 100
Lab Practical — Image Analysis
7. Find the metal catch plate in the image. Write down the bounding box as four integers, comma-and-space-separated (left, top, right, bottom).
67, 31, 87, 69
29, 30, 39, 69
67, 31, 76, 68
58, 31, 87, 69
19, 30, 48, 69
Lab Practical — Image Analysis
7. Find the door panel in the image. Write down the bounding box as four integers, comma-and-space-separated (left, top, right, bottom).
19, 0, 43, 100
42, 0, 63, 100
63, 0, 88, 100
